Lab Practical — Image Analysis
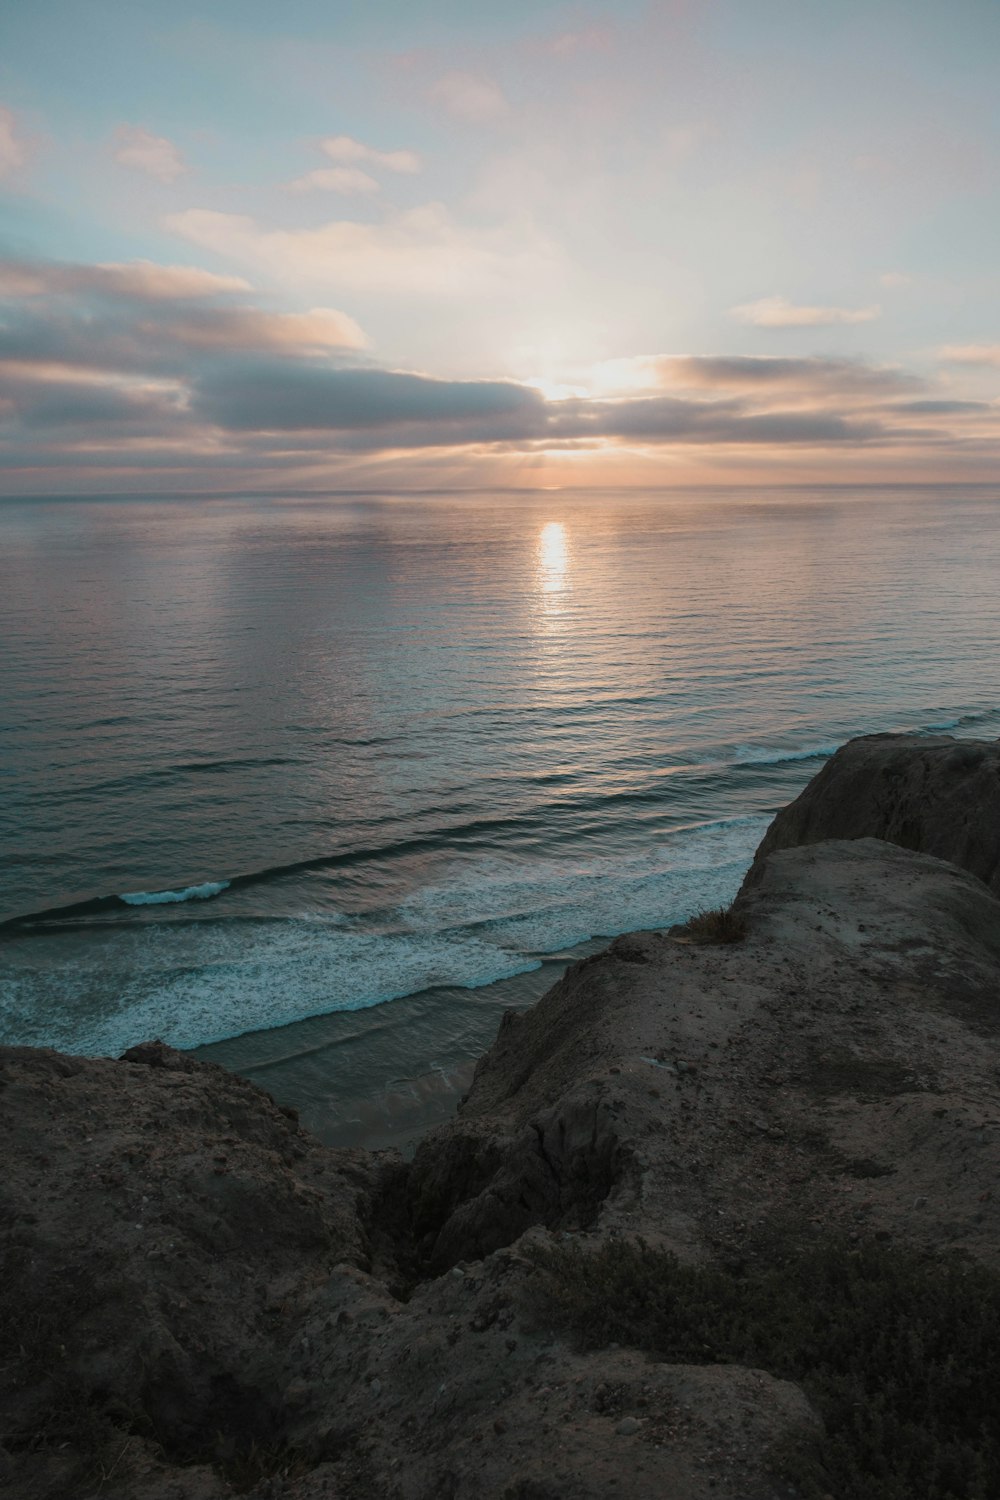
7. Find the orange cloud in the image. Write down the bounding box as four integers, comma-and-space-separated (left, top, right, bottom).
732, 296, 882, 328
940, 344, 1000, 366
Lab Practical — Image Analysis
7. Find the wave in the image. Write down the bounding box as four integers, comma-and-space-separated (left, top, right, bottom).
40, 756, 303, 806
0, 816, 770, 1056
7, 707, 993, 933
3, 881, 234, 929
725, 707, 998, 772
729, 742, 841, 768
947, 708, 999, 730
120, 881, 231, 907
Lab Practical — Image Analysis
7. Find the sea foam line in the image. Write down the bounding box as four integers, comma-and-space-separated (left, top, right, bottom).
119, 880, 231, 907
1, 818, 771, 1056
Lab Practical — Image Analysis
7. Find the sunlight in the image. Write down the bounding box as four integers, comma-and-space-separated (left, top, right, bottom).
536, 520, 569, 595
524, 376, 589, 401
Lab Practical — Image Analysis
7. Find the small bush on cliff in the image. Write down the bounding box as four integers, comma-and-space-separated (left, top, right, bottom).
529, 1237, 1000, 1500
678, 904, 748, 944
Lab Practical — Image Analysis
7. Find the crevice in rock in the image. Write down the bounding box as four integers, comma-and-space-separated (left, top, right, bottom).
376, 1097, 631, 1281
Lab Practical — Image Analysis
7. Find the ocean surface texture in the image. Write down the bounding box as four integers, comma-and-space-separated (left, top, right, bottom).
3, 488, 998, 1145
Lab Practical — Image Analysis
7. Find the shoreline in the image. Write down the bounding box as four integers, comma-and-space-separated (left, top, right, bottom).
193, 939, 610, 1153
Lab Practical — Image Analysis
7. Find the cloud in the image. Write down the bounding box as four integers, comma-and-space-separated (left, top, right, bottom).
534, 26, 613, 58
164, 306, 366, 352
654, 355, 917, 397
588, 354, 918, 402
196, 362, 541, 433
93, 262, 251, 299
3, 250, 998, 488
731, 296, 882, 328
939, 344, 1000, 366
0, 254, 366, 378
548, 395, 882, 446
165, 203, 559, 299
113, 125, 186, 183
429, 72, 508, 124
287, 167, 380, 195
319, 135, 420, 174
892, 400, 990, 414
0, 258, 250, 300
0, 105, 33, 181
880, 271, 914, 289
8, 376, 186, 432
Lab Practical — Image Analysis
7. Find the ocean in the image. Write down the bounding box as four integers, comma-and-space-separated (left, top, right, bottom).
3, 486, 998, 1148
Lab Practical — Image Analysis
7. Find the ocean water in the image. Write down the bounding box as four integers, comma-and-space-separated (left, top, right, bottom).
3, 487, 999, 1147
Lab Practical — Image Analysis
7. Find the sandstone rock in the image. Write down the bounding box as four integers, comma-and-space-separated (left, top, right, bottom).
743, 733, 1000, 892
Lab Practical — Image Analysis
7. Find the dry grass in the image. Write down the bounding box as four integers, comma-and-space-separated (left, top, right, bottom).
678, 904, 748, 944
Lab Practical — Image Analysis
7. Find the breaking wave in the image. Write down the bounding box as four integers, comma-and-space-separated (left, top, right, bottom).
120, 881, 231, 907
0, 815, 769, 1056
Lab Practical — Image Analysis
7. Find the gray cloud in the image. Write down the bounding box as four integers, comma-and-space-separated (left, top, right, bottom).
0, 257, 249, 300
11, 381, 183, 431
195, 363, 543, 432
549, 396, 883, 446
659, 355, 920, 398
0, 255, 363, 380
890, 399, 990, 414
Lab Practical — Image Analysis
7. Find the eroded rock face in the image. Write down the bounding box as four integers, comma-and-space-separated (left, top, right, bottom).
743, 734, 1000, 892
0, 1042, 815, 1500
0, 1045, 390, 1496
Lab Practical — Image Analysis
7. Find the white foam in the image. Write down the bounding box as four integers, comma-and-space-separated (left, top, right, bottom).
1, 817, 770, 1056
730, 743, 840, 767
120, 880, 230, 906
0, 921, 541, 1056
399, 817, 769, 955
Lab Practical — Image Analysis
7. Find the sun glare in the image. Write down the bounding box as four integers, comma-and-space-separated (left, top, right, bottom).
537, 520, 569, 594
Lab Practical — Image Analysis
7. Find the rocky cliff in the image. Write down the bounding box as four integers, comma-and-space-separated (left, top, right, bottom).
3, 737, 1000, 1500
743, 732, 1000, 893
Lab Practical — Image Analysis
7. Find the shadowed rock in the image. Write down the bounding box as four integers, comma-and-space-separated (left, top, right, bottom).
743, 733, 1000, 893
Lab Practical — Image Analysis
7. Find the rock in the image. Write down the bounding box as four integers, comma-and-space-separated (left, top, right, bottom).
742, 733, 1000, 895
616, 1417, 642, 1435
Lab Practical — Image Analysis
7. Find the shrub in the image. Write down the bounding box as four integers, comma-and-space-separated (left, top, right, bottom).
678, 905, 748, 944
529, 1237, 1000, 1500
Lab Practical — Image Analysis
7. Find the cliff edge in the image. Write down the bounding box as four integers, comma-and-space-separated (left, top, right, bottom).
743, 732, 1000, 893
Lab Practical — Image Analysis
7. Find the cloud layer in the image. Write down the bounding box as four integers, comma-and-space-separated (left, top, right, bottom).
2, 254, 998, 491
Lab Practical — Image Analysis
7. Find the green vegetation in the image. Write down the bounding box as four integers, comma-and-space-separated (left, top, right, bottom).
678, 904, 748, 943
530, 1237, 1000, 1500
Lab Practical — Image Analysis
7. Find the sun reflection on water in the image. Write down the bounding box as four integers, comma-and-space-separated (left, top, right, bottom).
536, 520, 569, 597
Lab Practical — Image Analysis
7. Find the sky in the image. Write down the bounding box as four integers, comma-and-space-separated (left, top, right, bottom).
2, 0, 1000, 494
